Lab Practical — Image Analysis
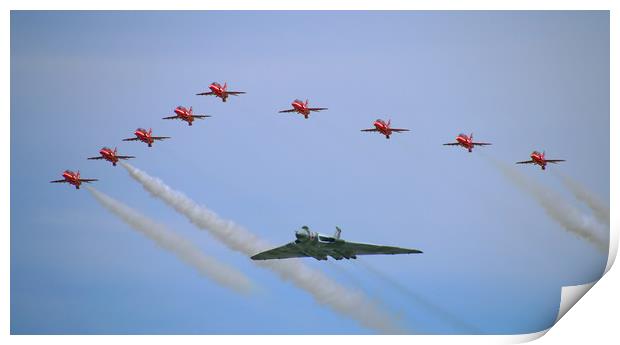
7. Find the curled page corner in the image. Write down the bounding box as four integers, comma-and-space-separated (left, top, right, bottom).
505, 283, 596, 344
485, 280, 599, 344
506, 329, 549, 344
535, 221, 616, 340
554, 282, 596, 323
552, 226, 615, 326
604, 223, 618, 274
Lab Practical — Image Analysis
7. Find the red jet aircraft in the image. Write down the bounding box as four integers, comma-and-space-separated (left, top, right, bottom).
50, 170, 98, 189
443, 133, 492, 152
122, 128, 171, 147
196, 82, 245, 102
516, 151, 565, 170
88, 147, 135, 166
163, 106, 211, 126
360, 119, 410, 139
278, 99, 328, 119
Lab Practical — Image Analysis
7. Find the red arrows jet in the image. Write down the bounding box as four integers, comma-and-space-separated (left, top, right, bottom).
122, 128, 170, 147
443, 133, 492, 152
516, 151, 565, 170
163, 106, 211, 126
360, 119, 410, 139
88, 147, 135, 166
50, 170, 98, 189
196, 82, 245, 102
278, 99, 328, 119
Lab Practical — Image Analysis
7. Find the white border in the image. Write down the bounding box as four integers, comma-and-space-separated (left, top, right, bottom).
2, 1, 616, 344
0, 0, 617, 10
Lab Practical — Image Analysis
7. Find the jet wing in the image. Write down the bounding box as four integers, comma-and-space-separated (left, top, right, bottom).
472, 142, 492, 146
308, 107, 327, 112
162, 115, 180, 120
87, 156, 105, 160
443, 142, 460, 146
152, 136, 171, 141
196, 91, 214, 96
515, 160, 535, 165
278, 109, 297, 113
122, 137, 139, 141
251, 243, 308, 260
79, 179, 98, 183
391, 128, 410, 133
116, 155, 135, 160
341, 241, 422, 256
360, 128, 379, 132
50, 179, 68, 183
546, 159, 566, 164
192, 115, 211, 119
227, 91, 246, 95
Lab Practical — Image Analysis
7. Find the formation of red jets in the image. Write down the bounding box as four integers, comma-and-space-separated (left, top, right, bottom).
51, 81, 566, 189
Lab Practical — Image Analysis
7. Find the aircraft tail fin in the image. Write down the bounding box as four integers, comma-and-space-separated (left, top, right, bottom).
223, 82, 227, 91
305, 99, 309, 107
148, 128, 152, 135
470, 132, 474, 140
334, 226, 342, 240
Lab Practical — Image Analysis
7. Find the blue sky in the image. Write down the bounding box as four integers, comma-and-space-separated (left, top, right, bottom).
11, 11, 609, 334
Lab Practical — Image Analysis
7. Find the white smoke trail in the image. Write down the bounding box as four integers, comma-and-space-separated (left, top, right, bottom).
120, 162, 407, 334
86, 186, 254, 294
483, 156, 607, 254
355, 259, 481, 334
556, 172, 610, 228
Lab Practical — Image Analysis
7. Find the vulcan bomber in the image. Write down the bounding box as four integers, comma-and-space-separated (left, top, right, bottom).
251, 226, 422, 261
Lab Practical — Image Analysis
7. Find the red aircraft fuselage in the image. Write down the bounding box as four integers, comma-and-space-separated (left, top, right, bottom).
99, 147, 120, 165
174, 106, 197, 125
209, 82, 229, 102
60, 170, 83, 189
455, 133, 475, 152
291, 99, 311, 118
530, 151, 549, 169
373, 119, 394, 138
134, 128, 155, 146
